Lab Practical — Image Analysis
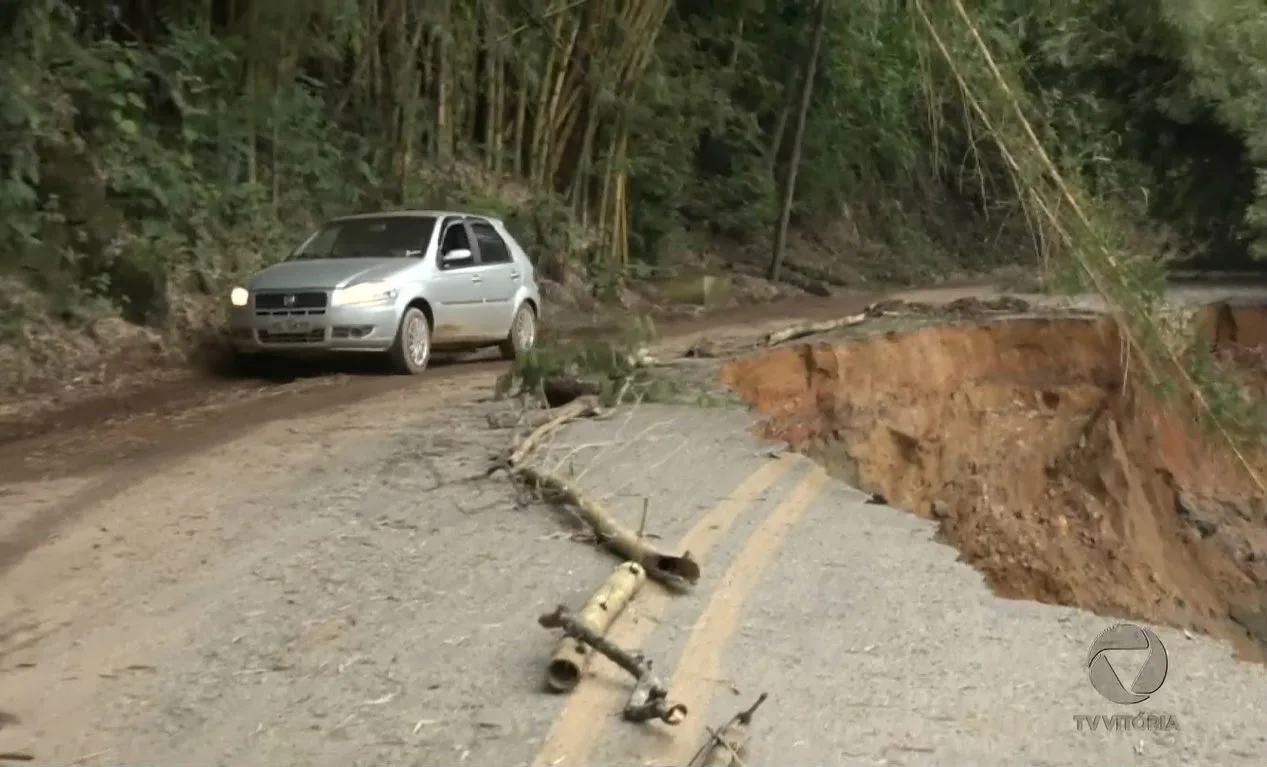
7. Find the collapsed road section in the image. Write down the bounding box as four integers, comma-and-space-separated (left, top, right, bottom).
721, 305, 1267, 660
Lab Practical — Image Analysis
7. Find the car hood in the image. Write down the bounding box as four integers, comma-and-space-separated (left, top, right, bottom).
248, 258, 414, 291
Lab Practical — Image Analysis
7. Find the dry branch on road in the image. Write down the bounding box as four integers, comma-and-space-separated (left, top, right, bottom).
545, 561, 647, 693
485, 396, 606, 476
686, 692, 769, 767
486, 395, 699, 586
491, 388, 698, 724
763, 312, 868, 346
516, 464, 700, 587
538, 605, 687, 726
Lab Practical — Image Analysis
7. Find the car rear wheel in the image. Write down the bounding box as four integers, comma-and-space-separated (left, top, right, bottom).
499, 303, 537, 361
388, 306, 432, 375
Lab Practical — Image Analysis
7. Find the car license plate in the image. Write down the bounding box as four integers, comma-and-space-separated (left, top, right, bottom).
270, 319, 310, 333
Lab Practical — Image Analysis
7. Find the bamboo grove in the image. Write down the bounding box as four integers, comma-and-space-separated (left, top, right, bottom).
265, 0, 680, 268
57, 0, 699, 267
1, 0, 1263, 314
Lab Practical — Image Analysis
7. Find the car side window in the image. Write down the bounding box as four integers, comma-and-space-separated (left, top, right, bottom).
469, 220, 512, 264
438, 219, 474, 270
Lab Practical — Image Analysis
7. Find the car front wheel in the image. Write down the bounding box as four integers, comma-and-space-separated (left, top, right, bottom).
389, 306, 432, 375
499, 303, 537, 361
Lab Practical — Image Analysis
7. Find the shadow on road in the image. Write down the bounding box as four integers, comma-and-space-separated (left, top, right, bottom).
191, 331, 495, 383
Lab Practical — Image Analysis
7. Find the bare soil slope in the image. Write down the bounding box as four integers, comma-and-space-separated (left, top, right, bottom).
720, 311, 1267, 659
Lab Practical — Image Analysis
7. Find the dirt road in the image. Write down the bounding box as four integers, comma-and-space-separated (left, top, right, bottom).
1, 285, 1265, 766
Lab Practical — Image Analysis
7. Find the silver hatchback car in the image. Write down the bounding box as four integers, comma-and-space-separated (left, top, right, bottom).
227, 210, 542, 374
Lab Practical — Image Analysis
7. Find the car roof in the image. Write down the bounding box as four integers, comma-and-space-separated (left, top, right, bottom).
329, 209, 506, 225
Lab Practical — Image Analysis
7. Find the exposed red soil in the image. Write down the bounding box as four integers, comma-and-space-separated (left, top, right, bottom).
721, 313, 1267, 660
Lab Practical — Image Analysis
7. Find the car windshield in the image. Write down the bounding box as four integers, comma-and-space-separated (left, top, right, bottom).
290, 215, 438, 260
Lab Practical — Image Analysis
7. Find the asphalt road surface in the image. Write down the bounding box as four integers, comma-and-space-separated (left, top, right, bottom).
1, 286, 1265, 766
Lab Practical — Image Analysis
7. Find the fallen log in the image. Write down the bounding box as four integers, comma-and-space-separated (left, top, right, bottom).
687, 692, 769, 767
516, 465, 700, 588
763, 312, 867, 346
546, 561, 647, 693
539, 605, 687, 726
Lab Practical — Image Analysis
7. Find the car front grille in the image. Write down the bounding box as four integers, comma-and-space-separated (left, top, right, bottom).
254, 291, 328, 310
255, 308, 327, 318
257, 328, 327, 344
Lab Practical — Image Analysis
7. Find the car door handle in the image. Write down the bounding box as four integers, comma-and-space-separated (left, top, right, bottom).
510, 270, 520, 279
471, 275, 483, 283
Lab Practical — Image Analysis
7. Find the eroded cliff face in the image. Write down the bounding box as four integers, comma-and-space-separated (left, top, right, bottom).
722, 313, 1267, 660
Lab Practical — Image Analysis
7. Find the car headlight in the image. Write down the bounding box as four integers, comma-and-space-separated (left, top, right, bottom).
331, 281, 398, 307
230, 286, 250, 307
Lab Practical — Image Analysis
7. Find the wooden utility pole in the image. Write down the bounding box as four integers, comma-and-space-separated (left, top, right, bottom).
767, 0, 828, 282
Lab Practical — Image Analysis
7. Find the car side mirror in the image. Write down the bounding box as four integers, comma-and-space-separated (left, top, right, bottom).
440, 248, 473, 266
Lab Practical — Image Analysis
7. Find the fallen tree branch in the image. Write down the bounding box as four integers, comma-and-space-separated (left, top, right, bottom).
486, 396, 605, 476
538, 605, 687, 726
516, 465, 700, 588
486, 394, 605, 431
507, 396, 604, 467
686, 692, 769, 767
545, 561, 647, 693
763, 312, 867, 346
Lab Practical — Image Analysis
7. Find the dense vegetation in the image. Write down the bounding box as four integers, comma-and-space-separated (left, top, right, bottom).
1, 0, 1265, 420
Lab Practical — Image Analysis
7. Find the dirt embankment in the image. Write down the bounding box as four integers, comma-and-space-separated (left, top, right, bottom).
720, 307, 1267, 660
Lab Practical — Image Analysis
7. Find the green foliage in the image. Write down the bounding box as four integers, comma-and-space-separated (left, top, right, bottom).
0, 1, 382, 334
1180, 340, 1267, 443
495, 316, 678, 407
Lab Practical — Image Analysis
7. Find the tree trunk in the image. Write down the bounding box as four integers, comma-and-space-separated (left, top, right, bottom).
435, 0, 453, 162
767, 0, 828, 283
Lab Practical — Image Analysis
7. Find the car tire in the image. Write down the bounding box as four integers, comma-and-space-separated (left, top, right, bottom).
388, 306, 432, 375
499, 303, 537, 361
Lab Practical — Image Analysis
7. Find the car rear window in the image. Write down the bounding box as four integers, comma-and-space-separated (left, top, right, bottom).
292, 216, 438, 259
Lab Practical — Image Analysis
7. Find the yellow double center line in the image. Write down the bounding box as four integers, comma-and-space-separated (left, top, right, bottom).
531, 454, 828, 767
644, 463, 828, 765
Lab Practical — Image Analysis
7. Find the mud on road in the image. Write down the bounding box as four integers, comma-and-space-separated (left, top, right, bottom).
0, 284, 1265, 766
0, 289, 896, 478
0, 291, 892, 574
